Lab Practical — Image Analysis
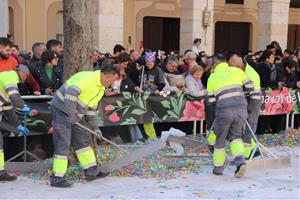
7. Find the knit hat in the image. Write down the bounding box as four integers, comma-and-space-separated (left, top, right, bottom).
145, 52, 156, 63
17, 64, 30, 75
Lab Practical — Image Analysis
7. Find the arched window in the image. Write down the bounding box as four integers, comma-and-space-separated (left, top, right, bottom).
56, 11, 63, 43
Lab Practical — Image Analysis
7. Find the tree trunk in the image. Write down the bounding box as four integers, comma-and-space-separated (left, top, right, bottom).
63, 0, 93, 81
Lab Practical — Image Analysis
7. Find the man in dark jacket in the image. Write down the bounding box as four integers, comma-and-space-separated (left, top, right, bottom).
28, 42, 46, 73
46, 39, 63, 76
256, 50, 279, 89
277, 59, 299, 89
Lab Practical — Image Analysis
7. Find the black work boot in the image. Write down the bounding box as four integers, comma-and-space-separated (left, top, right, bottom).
0, 170, 17, 182
84, 166, 109, 181
50, 174, 73, 188
235, 163, 247, 178
212, 166, 224, 175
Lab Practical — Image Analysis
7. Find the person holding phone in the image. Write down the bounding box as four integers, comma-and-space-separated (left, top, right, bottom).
32, 50, 63, 95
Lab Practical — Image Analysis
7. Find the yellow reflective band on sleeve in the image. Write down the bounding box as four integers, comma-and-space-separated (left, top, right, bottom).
0, 149, 4, 170
213, 148, 226, 167
53, 155, 68, 177
207, 131, 216, 146
230, 139, 244, 158
143, 123, 157, 139
76, 147, 97, 169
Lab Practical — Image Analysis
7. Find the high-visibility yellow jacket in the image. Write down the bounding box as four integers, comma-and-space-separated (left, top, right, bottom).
207, 63, 254, 108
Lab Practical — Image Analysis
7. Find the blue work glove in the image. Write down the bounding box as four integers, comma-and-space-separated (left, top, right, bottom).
17, 125, 30, 136
22, 105, 31, 116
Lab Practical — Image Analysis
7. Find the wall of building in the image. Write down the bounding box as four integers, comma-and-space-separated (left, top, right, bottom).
7, 0, 300, 53
0, 0, 9, 37
213, 0, 258, 52
8, 0, 62, 51
289, 8, 300, 25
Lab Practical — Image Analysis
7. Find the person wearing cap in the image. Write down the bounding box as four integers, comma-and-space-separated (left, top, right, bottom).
0, 68, 35, 182
206, 54, 254, 178
139, 51, 165, 93
49, 64, 120, 188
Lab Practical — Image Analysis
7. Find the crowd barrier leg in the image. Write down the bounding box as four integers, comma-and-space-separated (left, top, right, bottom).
285, 114, 290, 130
200, 120, 204, 135
291, 114, 295, 129
193, 121, 197, 138
7, 114, 41, 162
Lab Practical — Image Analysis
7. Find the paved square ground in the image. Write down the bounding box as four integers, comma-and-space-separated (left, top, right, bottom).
0, 147, 299, 199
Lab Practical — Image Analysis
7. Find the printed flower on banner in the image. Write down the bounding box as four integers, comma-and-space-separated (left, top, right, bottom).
263, 88, 293, 115
179, 100, 205, 121
281, 88, 293, 113
104, 104, 114, 111
108, 112, 120, 122
160, 91, 186, 120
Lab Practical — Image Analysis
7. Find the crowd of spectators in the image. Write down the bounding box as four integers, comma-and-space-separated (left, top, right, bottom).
1, 36, 300, 158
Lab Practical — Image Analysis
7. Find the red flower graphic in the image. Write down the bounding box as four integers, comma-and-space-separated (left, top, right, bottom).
180, 100, 205, 121
108, 112, 120, 122
48, 127, 53, 134
105, 104, 114, 111
263, 88, 293, 115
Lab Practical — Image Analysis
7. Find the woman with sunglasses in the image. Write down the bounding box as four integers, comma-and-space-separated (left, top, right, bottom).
32, 50, 63, 95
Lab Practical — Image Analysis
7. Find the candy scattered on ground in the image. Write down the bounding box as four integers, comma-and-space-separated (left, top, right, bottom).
16, 129, 300, 183
257, 129, 300, 147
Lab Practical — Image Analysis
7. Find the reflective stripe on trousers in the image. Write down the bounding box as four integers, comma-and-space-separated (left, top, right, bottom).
53, 155, 68, 177
75, 146, 97, 169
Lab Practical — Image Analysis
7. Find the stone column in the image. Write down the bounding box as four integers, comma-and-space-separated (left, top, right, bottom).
0, 0, 9, 37
257, 0, 291, 51
180, 0, 214, 55
94, 0, 124, 53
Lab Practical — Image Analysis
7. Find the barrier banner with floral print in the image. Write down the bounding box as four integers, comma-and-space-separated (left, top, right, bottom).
4, 88, 297, 134
98, 91, 205, 126
260, 88, 300, 115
